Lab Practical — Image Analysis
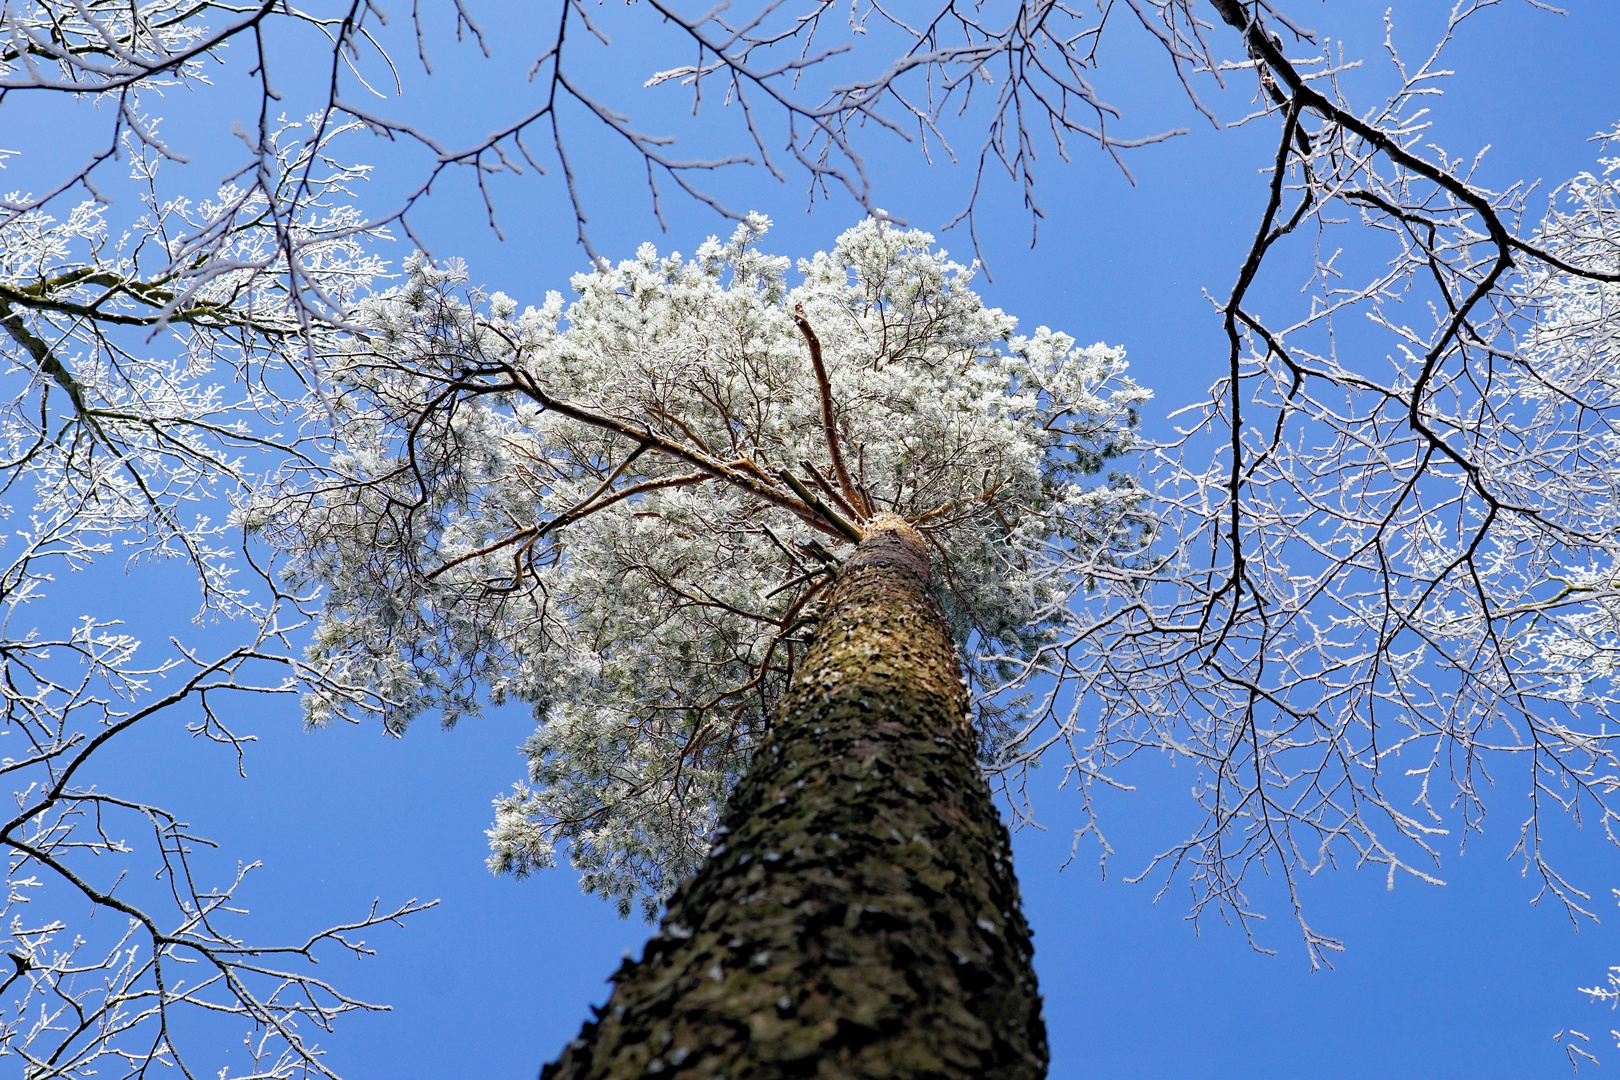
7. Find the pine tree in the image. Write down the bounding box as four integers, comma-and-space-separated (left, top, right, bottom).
254, 216, 1148, 1075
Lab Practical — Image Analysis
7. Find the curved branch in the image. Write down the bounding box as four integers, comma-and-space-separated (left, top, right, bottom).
791, 304, 867, 517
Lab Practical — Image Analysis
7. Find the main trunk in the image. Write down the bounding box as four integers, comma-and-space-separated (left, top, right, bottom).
543, 517, 1047, 1080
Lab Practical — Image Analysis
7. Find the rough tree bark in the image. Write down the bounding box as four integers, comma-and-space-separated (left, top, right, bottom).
543, 514, 1048, 1080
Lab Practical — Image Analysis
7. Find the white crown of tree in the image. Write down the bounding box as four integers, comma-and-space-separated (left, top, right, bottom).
251, 215, 1152, 917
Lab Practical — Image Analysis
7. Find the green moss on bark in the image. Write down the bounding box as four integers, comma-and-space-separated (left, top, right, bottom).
543, 521, 1047, 1080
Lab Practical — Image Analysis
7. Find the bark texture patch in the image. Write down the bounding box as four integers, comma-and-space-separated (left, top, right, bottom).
543, 523, 1048, 1080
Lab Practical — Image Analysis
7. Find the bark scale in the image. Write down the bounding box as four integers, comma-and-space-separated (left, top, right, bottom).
543, 516, 1047, 1080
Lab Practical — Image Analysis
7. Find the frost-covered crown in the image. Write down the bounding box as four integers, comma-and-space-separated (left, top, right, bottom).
252, 215, 1152, 918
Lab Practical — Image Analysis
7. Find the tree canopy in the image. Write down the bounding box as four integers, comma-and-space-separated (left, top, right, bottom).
250, 215, 1149, 917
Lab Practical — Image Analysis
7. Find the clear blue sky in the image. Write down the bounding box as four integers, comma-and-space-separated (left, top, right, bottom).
26, 2, 1620, 1077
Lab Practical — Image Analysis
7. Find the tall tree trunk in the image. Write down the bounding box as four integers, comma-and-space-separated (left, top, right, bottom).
543, 515, 1047, 1080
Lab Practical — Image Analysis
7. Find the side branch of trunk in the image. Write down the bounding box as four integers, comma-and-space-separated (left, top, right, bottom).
542, 516, 1047, 1080
503, 366, 854, 544
792, 306, 868, 516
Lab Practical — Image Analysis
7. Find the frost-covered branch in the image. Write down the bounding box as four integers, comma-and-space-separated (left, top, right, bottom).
0, 1, 1275, 270
0, 107, 429, 1076
987, 5, 1620, 967
1, 625, 431, 1080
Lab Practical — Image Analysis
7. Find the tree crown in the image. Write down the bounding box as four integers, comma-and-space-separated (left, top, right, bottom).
254, 215, 1151, 915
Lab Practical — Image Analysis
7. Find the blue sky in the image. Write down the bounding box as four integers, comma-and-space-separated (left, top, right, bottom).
15, 2, 1620, 1077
